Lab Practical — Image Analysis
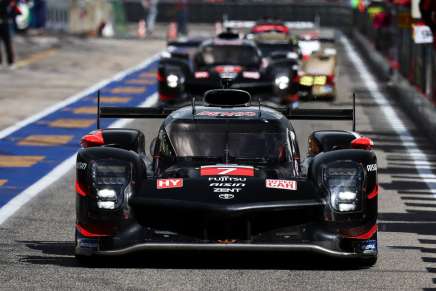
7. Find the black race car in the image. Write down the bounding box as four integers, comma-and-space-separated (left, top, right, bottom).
75, 89, 378, 266
158, 32, 300, 107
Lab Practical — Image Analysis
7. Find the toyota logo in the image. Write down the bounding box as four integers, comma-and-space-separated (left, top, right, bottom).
219, 193, 235, 200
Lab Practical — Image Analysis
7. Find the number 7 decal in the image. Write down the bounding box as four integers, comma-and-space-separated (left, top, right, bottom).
217, 168, 237, 175
200, 166, 254, 176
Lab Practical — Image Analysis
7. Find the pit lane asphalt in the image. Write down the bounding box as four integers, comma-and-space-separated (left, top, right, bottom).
1, 35, 436, 290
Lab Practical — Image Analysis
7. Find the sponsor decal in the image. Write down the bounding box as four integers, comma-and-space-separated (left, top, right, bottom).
242, 71, 260, 79
360, 239, 377, 254
156, 178, 183, 189
201, 165, 254, 176
76, 162, 87, 170
214, 65, 242, 74
209, 177, 247, 182
208, 177, 247, 198
77, 238, 98, 249
219, 193, 235, 200
367, 164, 377, 172
195, 71, 209, 79
196, 111, 257, 117
265, 179, 297, 191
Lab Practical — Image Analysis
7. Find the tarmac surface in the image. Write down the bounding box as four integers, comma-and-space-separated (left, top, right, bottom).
0, 31, 436, 290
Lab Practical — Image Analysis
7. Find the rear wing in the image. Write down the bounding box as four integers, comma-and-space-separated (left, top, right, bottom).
97, 93, 357, 131
167, 37, 206, 48
223, 20, 316, 30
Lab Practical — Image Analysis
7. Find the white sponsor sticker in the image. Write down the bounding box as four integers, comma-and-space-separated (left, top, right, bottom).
76, 162, 87, 170
265, 179, 297, 191
367, 164, 377, 172
156, 178, 183, 189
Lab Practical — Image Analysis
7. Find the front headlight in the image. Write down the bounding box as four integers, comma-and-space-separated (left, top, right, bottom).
91, 161, 132, 210
275, 75, 290, 90
323, 162, 364, 212
166, 74, 179, 88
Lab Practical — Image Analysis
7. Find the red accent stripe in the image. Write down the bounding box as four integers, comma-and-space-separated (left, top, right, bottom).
159, 93, 176, 101
75, 180, 87, 197
76, 224, 111, 238
157, 70, 164, 82
350, 225, 378, 240
368, 184, 379, 199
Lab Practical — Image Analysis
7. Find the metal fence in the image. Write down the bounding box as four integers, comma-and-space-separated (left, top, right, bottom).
354, 5, 436, 105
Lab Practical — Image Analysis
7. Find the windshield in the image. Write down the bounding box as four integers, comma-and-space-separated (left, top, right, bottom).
167, 122, 291, 164
199, 45, 260, 67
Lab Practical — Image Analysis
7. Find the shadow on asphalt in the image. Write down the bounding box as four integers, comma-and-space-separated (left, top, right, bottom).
17, 240, 370, 270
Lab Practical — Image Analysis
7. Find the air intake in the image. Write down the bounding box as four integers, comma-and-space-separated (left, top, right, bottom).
203, 89, 251, 107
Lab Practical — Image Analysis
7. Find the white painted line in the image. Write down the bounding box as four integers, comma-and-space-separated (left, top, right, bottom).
341, 35, 436, 196
0, 66, 159, 225
0, 54, 160, 140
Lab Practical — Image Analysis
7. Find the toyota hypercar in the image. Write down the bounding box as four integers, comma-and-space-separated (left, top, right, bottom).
75, 89, 378, 267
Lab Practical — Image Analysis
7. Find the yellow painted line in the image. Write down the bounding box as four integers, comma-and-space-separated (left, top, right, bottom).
49, 119, 95, 128
126, 79, 154, 85
73, 106, 97, 114
98, 97, 131, 104
0, 180, 7, 186
0, 155, 44, 167
110, 87, 145, 94
18, 135, 74, 146
14, 48, 58, 69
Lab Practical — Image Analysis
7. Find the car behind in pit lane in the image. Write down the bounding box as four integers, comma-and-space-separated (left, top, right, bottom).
75, 89, 378, 267
297, 30, 337, 100
158, 31, 300, 107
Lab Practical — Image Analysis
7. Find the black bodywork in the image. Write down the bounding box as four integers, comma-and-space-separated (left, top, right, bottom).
158, 35, 300, 106
75, 90, 378, 266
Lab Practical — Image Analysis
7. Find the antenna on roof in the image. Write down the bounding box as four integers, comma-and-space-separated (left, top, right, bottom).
352, 92, 356, 132
191, 96, 196, 116
258, 97, 262, 118
97, 89, 101, 129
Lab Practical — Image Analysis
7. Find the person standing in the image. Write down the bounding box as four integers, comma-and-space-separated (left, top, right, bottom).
176, 0, 188, 37
0, 0, 16, 67
146, 0, 158, 35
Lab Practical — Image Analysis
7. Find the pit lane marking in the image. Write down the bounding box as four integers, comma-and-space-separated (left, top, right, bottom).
72, 107, 97, 114
48, 119, 95, 128
0, 155, 44, 167
0, 180, 7, 186
18, 135, 73, 146
341, 36, 436, 197
0, 55, 157, 140
97, 97, 132, 103
0, 54, 159, 226
109, 87, 146, 94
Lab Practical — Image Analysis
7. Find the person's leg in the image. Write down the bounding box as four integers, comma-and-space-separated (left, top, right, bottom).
3, 23, 14, 65
147, 0, 158, 33
0, 24, 5, 65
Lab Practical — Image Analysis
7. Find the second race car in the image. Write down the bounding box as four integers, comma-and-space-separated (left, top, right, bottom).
158, 31, 300, 107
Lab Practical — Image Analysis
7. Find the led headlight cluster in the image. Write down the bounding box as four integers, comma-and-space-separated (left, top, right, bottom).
166, 74, 179, 88
275, 75, 290, 90
91, 162, 132, 210
323, 162, 364, 212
